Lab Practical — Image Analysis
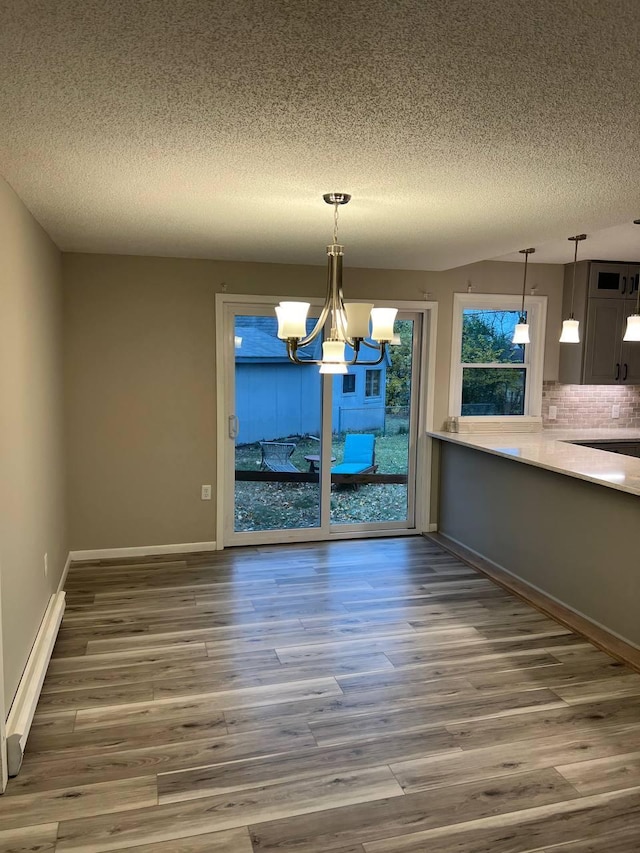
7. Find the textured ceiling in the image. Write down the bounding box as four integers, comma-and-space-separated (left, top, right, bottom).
2, 0, 640, 271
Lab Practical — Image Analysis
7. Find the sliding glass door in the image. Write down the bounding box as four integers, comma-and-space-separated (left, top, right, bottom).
231, 310, 322, 536
222, 301, 424, 546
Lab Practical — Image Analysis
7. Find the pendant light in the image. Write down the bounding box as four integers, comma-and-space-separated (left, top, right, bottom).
275, 194, 397, 373
512, 248, 535, 344
559, 234, 587, 343
623, 219, 640, 342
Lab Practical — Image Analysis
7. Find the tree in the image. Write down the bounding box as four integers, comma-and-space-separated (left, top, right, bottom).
461, 311, 525, 414
385, 320, 413, 408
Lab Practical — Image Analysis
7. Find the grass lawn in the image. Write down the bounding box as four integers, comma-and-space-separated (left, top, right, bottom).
234, 434, 409, 532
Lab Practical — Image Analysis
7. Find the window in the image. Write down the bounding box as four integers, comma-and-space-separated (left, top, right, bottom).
450, 293, 546, 420
342, 374, 356, 394
365, 369, 381, 397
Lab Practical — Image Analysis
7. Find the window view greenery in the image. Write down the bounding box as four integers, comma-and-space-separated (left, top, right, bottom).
461, 308, 527, 415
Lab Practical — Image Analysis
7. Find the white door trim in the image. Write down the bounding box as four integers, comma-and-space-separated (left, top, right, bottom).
0, 566, 7, 792
215, 293, 438, 549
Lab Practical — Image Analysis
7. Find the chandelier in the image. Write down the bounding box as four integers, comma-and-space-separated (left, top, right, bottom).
275, 193, 398, 373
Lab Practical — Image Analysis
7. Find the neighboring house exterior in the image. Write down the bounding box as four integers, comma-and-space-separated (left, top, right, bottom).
234, 316, 389, 444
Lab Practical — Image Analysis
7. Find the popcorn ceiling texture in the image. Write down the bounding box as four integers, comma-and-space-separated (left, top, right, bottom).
542, 381, 640, 430
2, 1, 640, 270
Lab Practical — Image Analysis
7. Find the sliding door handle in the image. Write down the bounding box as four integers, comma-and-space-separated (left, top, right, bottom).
228, 415, 239, 439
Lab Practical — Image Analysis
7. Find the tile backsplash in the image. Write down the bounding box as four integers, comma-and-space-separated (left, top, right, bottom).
542, 381, 640, 429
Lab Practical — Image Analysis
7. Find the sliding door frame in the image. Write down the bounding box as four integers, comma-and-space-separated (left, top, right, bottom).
0, 568, 7, 792
215, 293, 438, 549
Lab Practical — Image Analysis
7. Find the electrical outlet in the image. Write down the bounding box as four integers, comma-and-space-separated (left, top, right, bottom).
201, 484, 212, 500
612, 404, 621, 419
548, 405, 557, 421
44, 553, 48, 577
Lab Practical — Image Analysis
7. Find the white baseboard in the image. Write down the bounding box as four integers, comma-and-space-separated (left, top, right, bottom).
69, 541, 217, 561
6, 592, 66, 776
57, 552, 71, 594
425, 523, 438, 533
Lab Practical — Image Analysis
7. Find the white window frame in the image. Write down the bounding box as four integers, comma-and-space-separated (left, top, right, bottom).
364, 368, 381, 398
449, 292, 547, 422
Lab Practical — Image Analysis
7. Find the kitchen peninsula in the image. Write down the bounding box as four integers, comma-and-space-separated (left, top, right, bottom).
429, 428, 640, 657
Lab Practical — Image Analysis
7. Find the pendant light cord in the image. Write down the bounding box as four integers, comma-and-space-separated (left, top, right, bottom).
570, 237, 578, 317
568, 234, 587, 318
520, 252, 528, 317
519, 248, 535, 320
634, 220, 640, 313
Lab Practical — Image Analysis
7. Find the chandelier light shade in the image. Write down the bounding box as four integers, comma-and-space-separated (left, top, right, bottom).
512, 247, 535, 345
560, 234, 587, 344
275, 193, 398, 371
623, 218, 640, 342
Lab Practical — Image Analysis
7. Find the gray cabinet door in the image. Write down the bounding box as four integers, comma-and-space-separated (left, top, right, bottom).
621, 299, 640, 384
628, 265, 640, 299
588, 263, 630, 298
583, 299, 625, 384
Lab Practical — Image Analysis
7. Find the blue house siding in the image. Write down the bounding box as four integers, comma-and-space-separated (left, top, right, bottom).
235, 363, 321, 444
234, 316, 390, 445
332, 363, 386, 433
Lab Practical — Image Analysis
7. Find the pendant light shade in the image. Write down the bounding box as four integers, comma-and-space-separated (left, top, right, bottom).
512, 247, 534, 345
560, 234, 587, 343
275, 194, 397, 372
623, 219, 640, 342
559, 318, 580, 343
512, 323, 531, 344
623, 314, 640, 342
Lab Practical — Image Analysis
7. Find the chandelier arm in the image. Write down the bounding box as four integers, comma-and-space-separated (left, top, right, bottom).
359, 338, 384, 352
296, 301, 330, 348
286, 340, 323, 365
347, 344, 387, 366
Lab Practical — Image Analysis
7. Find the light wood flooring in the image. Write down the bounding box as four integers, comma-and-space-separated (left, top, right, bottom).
4, 536, 640, 852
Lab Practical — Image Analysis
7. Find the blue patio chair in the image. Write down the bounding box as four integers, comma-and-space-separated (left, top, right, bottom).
331, 434, 377, 476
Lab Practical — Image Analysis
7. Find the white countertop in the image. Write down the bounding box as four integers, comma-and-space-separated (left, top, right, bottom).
429, 428, 640, 498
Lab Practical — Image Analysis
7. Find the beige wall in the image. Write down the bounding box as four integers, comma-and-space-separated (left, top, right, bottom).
0, 177, 66, 707
64, 252, 564, 551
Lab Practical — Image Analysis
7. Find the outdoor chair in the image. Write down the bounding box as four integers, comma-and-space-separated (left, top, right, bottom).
259, 441, 299, 473
331, 433, 377, 476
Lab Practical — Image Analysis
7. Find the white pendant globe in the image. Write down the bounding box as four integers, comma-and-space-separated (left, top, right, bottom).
512, 323, 530, 344
559, 319, 580, 343
623, 314, 640, 342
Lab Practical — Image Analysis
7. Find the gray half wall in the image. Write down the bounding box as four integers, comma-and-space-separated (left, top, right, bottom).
437, 441, 640, 648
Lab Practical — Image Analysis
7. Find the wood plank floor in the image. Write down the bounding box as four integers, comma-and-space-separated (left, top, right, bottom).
4, 536, 640, 852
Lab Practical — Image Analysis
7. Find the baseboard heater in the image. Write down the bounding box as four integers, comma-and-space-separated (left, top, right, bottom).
6, 591, 65, 776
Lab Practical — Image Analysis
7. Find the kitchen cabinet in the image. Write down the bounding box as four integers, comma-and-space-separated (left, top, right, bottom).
559, 260, 640, 384
589, 262, 640, 298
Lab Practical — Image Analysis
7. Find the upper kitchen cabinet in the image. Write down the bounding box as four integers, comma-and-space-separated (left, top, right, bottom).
559, 260, 640, 385
588, 262, 640, 298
